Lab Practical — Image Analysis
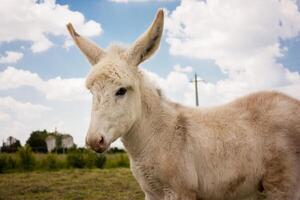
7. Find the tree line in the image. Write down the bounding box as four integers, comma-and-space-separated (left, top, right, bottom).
1, 129, 125, 154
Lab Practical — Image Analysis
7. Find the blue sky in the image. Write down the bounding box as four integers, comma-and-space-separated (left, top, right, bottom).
0, 0, 299, 147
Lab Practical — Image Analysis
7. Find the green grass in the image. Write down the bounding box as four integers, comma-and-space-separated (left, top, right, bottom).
104, 154, 129, 168
0, 168, 144, 200
0, 151, 130, 172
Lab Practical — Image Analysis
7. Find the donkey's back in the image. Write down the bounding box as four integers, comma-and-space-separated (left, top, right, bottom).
187, 91, 300, 200
232, 91, 300, 150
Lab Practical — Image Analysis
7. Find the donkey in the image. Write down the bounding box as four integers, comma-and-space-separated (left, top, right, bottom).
67, 10, 300, 200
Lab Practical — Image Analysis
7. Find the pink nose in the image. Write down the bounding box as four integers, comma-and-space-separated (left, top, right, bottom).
86, 136, 108, 153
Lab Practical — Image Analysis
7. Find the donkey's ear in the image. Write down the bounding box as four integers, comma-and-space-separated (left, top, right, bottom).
127, 9, 164, 66
67, 23, 105, 65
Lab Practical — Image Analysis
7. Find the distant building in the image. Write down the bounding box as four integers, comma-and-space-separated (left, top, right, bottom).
45, 133, 74, 153
62, 135, 74, 149
45, 135, 56, 153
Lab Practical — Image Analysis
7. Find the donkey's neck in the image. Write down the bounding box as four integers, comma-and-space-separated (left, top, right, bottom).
121, 79, 179, 160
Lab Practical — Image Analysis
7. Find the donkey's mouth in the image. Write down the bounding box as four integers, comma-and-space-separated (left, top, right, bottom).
92, 142, 110, 153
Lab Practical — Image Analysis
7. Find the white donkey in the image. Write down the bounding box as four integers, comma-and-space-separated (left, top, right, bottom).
67, 10, 300, 200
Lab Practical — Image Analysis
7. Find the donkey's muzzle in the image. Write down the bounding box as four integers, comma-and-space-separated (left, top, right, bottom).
86, 135, 108, 153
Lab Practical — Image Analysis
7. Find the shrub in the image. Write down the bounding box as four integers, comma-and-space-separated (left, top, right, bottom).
6, 155, 17, 170
105, 153, 129, 168
66, 150, 106, 169
17, 145, 36, 170
107, 147, 125, 154
0, 154, 18, 172
41, 154, 60, 170
84, 151, 97, 168
95, 154, 106, 168
0, 154, 7, 173
117, 154, 129, 168
67, 151, 86, 168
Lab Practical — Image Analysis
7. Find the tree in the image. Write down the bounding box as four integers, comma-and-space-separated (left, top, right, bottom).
26, 130, 48, 153
1, 136, 21, 153
107, 147, 125, 154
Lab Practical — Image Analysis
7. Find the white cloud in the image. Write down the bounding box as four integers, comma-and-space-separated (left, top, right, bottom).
109, 0, 173, 3
0, 96, 51, 143
277, 83, 300, 99
142, 67, 194, 104
0, 66, 89, 101
165, 0, 300, 105
0, 0, 102, 53
173, 64, 193, 73
0, 51, 24, 64
0, 96, 50, 120
44, 77, 89, 101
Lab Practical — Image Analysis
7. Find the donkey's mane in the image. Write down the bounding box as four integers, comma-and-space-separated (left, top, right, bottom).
105, 44, 127, 57
139, 69, 165, 99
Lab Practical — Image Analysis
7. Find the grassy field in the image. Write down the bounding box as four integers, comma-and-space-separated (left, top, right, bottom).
0, 150, 130, 172
0, 168, 144, 200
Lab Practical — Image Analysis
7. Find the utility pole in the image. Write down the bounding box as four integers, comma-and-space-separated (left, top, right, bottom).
190, 73, 207, 106
194, 73, 199, 106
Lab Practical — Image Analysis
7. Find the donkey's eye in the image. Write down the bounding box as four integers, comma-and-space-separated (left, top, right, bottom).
115, 87, 127, 96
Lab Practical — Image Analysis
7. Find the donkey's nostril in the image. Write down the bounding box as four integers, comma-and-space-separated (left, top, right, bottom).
98, 136, 104, 145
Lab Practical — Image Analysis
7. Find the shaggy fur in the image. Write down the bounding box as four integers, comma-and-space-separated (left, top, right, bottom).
67, 9, 300, 200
